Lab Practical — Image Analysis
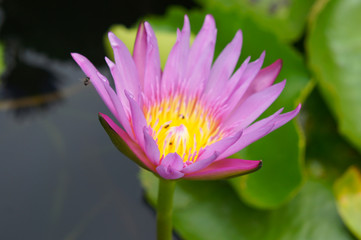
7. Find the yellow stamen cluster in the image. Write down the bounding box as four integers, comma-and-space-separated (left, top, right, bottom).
143, 95, 223, 162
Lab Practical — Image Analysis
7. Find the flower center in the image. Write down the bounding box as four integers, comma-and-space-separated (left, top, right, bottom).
143, 95, 223, 162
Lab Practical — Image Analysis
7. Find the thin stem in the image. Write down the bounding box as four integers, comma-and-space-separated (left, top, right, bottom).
157, 178, 176, 240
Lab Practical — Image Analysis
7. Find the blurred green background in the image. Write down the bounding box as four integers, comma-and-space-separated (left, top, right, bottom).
0, 0, 360, 239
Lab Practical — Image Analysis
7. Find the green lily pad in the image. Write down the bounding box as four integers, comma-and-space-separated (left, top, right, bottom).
195, 0, 315, 42
140, 169, 355, 240
304, 88, 361, 182
334, 166, 361, 239
307, 0, 361, 154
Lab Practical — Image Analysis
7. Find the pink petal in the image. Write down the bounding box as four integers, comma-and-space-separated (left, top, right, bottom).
162, 15, 190, 95
71, 53, 116, 115
220, 109, 282, 158
108, 32, 141, 100
184, 158, 262, 180
220, 105, 300, 158
215, 56, 250, 105
221, 51, 265, 116
104, 57, 130, 111
99, 113, 155, 171
143, 22, 161, 100
156, 153, 185, 179
125, 90, 147, 149
143, 127, 160, 165
184, 14, 217, 95
204, 30, 243, 97
198, 130, 243, 161
133, 22, 147, 87
242, 59, 282, 101
100, 73, 133, 138
272, 104, 301, 131
182, 152, 218, 174
224, 80, 286, 130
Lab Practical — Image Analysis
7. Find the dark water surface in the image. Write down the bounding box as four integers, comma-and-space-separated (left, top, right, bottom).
0, 0, 196, 239
0, 75, 156, 240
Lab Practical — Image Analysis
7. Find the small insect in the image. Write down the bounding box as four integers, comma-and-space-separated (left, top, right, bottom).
164, 124, 170, 129
83, 77, 90, 86
179, 114, 185, 119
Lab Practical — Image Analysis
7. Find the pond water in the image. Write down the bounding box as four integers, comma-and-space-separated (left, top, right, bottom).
0, 65, 156, 239
0, 0, 195, 239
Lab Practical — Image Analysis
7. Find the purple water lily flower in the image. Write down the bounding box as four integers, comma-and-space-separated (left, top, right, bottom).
71, 15, 300, 180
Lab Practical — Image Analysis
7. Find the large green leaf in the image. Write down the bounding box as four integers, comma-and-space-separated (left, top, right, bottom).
196, 0, 315, 42
307, 0, 361, 154
334, 166, 361, 240
304, 88, 361, 182
140, 169, 355, 240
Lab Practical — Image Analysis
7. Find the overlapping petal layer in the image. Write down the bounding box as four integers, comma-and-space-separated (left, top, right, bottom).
72, 15, 300, 180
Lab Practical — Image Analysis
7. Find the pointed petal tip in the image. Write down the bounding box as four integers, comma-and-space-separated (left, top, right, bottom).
291, 103, 302, 116
143, 22, 158, 46
257, 160, 263, 168
96, 71, 109, 84
143, 126, 161, 165
71, 52, 86, 63
182, 152, 219, 174
137, 20, 145, 28
273, 79, 287, 89
203, 14, 216, 29
108, 31, 121, 47
265, 59, 283, 75
124, 89, 134, 100
184, 158, 262, 180
184, 14, 190, 23
235, 129, 243, 139
228, 30, 243, 48
251, 51, 265, 66
273, 79, 287, 94
156, 153, 184, 180
205, 14, 215, 22
156, 167, 184, 180
108, 31, 115, 39
235, 30, 243, 39
98, 112, 107, 119
182, 15, 190, 32
135, 22, 146, 44
104, 56, 115, 67
260, 50, 266, 59
292, 103, 301, 112
275, 58, 283, 66
144, 21, 153, 33
70, 52, 79, 58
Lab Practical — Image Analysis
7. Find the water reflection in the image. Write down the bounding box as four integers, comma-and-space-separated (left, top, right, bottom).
0, 45, 158, 239
1, 44, 64, 117
0, 63, 157, 239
